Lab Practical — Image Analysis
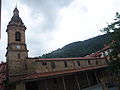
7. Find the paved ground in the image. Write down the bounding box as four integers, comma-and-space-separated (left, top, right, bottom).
85, 85, 118, 90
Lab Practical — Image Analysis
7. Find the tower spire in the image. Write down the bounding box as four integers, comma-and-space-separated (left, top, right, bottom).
13, 5, 19, 16
16, 3, 17, 8
7, 5, 25, 27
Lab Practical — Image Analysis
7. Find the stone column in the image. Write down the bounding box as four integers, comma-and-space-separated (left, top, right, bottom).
62, 77, 66, 90
75, 75, 81, 90
45, 79, 49, 90
100, 78, 108, 90
16, 82, 26, 90
86, 72, 91, 87
101, 70, 104, 78
94, 71, 99, 84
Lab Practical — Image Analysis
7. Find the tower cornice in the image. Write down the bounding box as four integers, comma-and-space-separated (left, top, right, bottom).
6, 24, 26, 32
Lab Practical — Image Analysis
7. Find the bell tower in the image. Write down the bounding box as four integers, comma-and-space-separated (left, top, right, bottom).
6, 6, 28, 83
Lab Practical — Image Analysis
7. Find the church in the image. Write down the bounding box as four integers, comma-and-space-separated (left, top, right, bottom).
3, 7, 110, 90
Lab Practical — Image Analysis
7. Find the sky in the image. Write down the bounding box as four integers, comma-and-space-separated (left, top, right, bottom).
0, 0, 120, 61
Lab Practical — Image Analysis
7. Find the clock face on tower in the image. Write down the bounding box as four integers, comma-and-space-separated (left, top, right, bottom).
16, 45, 21, 49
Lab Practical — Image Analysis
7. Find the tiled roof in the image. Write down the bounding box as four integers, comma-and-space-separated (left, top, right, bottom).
87, 45, 110, 57
24, 65, 107, 81
0, 63, 6, 89
101, 45, 110, 51
0, 85, 4, 89
0, 62, 6, 66
0, 63, 6, 73
88, 51, 102, 57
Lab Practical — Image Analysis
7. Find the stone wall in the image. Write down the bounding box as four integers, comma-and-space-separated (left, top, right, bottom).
26, 58, 106, 74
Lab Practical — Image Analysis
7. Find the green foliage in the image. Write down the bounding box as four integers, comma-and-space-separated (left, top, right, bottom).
102, 12, 120, 73
107, 59, 120, 73
39, 34, 111, 58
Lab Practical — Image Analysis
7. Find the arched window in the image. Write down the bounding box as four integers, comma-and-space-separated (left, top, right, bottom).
15, 32, 21, 41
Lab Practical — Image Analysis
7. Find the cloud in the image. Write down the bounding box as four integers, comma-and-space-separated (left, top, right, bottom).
17, 0, 74, 57
20, 0, 73, 31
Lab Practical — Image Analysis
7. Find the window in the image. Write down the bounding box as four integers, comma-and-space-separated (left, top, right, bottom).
64, 61, 67, 67
25, 64, 27, 71
15, 32, 21, 41
96, 60, 98, 65
42, 62, 47, 66
88, 60, 91, 65
18, 53, 20, 59
77, 61, 80, 66
51, 62, 55, 69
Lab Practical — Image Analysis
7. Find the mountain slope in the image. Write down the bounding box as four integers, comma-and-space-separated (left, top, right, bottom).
41, 34, 112, 58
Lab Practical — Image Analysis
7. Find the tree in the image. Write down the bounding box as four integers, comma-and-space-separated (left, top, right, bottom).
101, 12, 120, 90
102, 12, 120, 74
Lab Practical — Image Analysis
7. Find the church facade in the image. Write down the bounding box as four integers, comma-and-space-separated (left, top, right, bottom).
5, 7, 109, 90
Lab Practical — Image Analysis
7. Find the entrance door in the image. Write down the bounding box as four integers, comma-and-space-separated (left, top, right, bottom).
26, 81, 38, 90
